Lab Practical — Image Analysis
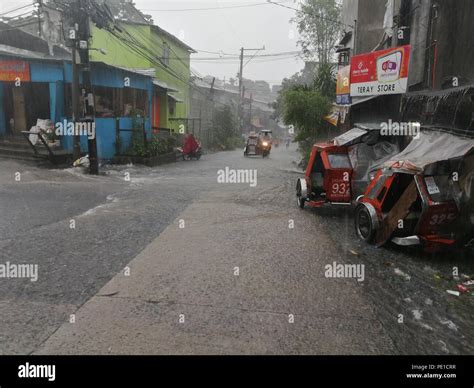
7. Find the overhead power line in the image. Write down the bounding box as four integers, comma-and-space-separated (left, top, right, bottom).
0, 3, 35, 17
266, 0, 354, 29
101, 22, 231, 108
140, 0, 291, 13
170, 51, 302, 61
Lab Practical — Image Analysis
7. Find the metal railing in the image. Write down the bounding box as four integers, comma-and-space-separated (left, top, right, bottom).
21, 130, 56, 161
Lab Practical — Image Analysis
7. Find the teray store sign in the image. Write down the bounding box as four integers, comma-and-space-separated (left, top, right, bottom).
350, 45, 411, 97
0, 60, 30, 82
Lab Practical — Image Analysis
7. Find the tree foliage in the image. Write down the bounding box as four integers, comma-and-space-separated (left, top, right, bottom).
294, 0, 343, 63
212, 105, 243, 150
314, 62, 336, 100
282, 87, 330, 133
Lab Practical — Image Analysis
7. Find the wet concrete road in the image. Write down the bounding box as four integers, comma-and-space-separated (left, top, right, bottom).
0, 146, 472, 355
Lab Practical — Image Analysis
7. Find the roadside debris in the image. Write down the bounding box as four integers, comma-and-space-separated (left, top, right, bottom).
446, 290, 460, 297
73, 155, 90, 168
394, 268, 411, 281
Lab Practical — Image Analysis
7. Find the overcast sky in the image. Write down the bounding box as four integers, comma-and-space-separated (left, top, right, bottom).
133, 0, 304, 85
0, 0, 305, 85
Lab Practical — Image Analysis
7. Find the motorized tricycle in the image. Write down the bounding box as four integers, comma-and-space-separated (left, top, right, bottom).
354, 166, 461, 252
354, 129, 474, 252
244, 132, 271, 158
296, 124, 402, 209
296, 142, 353, 208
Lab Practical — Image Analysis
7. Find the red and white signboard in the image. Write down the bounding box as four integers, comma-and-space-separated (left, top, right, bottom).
350, 45, 411, 97
0, 60, 30, 82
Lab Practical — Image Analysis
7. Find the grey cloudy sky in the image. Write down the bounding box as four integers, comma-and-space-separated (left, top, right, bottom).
0, 0, 305, 85
133, 0, 305, 85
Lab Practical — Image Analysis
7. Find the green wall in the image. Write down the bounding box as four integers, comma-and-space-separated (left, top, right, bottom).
90, 22, 191, 132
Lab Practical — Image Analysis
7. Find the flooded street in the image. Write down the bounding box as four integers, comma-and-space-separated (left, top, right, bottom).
1, 146, 472, 355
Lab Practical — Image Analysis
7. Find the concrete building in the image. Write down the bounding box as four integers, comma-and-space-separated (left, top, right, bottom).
338, 0, 474, 132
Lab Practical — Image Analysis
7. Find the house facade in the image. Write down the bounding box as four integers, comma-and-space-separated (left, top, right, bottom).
0, 45, 155, 160
337, 0, 474, 132
90, 21, 195, 134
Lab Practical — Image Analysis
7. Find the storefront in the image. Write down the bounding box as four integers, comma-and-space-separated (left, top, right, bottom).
0, 53, 155, 159
0, 58, 57, 135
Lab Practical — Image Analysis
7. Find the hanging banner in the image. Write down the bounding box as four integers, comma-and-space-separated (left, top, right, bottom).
0, 60, 30, 82
336, 65, 351, 105
350, 45, 410, 97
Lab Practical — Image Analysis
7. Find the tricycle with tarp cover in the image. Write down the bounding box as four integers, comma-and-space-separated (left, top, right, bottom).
354, 130, 474, 252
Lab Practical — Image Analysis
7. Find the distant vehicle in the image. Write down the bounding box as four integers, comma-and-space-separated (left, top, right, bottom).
179, 133, 202, 160
244, 131, 271, 158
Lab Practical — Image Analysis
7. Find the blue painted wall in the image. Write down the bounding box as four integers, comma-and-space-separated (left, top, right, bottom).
30, 62, 64, 83
63, 62, 150, 90
0, 56, 153, 159
60, 117, 151, 160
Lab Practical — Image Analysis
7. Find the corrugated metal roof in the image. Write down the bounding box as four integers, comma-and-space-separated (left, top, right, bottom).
168, 94, 184, 103
0, 44, 64, 61
119, 67, 156, 78
153, 79, 179, 92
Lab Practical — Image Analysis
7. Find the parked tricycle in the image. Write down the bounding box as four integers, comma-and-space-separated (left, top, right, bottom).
296, 142, 353, 208
354, 129, 474, 252
296, 124, 402, 209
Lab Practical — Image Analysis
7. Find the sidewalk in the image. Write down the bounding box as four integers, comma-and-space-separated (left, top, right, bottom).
35, 185, 395, 355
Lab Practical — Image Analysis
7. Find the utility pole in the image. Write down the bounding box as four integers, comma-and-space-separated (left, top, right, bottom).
69, 0, 98, 174
237, 46, 264, 134
249, 92, 253, 132
71, 20, 81, 160
37, 0, 43, 38
238, 47, 244, 134
79, 5, 99, 174
241, 85, 246, 133
209, 77, 215, 149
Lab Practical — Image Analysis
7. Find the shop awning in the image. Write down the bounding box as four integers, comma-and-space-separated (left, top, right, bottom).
348, 95, 378, 106
334, 127, 368, 146
383, 130, 474, 173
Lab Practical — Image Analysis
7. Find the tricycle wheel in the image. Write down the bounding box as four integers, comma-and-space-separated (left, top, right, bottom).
355, 205, 375, 243
296, 181, 305, 209
297, 196, 305, 209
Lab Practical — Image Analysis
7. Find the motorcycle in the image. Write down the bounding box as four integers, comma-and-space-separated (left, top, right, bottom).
183, 144, 202, 160
177, 144, 202, 160
180, 134, 202, 161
